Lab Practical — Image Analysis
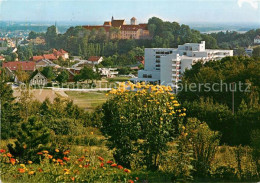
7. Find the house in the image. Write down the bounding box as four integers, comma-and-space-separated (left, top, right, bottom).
86, 56, 103, 65
131, 41, 233, 88
31, 55, 44, 62
0, 55, 5, 61
98, 68, 118, 78
53, 49, 69, 60
36, 59, 60, 69
2, 61, 36, 72
43, 54, 57, 61
83, 17, 151, 40
254, 35, 260, 44
29, 37, 46, 45
30, 72, 47, 86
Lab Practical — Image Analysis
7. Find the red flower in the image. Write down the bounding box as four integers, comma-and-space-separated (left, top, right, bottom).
84, 164, 89, 168
128, 180, 134, 183
37, 152, 43, 155
111, 163, 117, 167
38, 168, 43, 172
136, 177, 139, 180
63, 157, 70, 161
7, 153, 12, 157
118, 165, 123, 169
107, 160, 113, 164
100, 162, 104, 168
78, 157, 84, 162
18, 168, 25, 173
10, 158, 15, 165
98, 156, 104, 161
124, 169, 131, 173
57, 159, 63, 163
0, 149, 6, 153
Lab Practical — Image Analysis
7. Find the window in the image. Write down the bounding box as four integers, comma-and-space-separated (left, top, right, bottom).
156, 59, 160, 63
148, 74, 152, 78
183, 52, 187, 55
143, 74, 147, 78
156, 56, 160, 58
156, 64, 160, 67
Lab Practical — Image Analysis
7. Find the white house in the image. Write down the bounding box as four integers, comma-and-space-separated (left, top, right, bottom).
30, 72, 47, 86
86, 56, 103, 65
254, 35, 260, 44
131, 41, 233, 87
98, 68, 118, 78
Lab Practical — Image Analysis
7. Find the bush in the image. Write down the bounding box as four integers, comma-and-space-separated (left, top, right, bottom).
101, 82, 186, 170
7, 116, 52, 163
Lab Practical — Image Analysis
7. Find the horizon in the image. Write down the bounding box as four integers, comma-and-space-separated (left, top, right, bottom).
0, 0, 260, 25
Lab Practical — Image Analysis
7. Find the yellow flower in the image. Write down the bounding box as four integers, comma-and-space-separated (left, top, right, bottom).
79, 165, 83, 168
170, 97, 174, 100
28, 171, 35, 175
20, 164, 26, 168
42, 150, 49, 154
28, 161, 33, 164
182, 126, 185, 130
90, 132, 94, 135
55, 149, 59, 153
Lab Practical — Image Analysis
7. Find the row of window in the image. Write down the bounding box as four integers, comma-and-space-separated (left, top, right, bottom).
155, 51, 173, 54
143, 74, 152, 78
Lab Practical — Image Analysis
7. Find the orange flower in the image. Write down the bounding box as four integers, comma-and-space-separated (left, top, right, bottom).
57, 159, 63, 163
18, 168, 26, 173
100, 162, 104, 168
7, 153, 12, 157
71, 177, 75, 181
0, 149, 6, 153
63, 150, 70, 155
84, 164, 89, 168
118, 165, 123, 169
98, 156, 104, 161
42, 150, 49, 154
107, 160, 113, 164
128, 180, 134, 183
28, 171, 35, 175
37, 152, 43, 155
136, 177, 139, 180
10, 158, 16, 165
55, 149, 59, 153
63, 157, 70, 161
124, 169, 131, 173
48, 155, 53, 159
111, 163, 117, 167
38, 168, 43, 172
28, 161, 33, 164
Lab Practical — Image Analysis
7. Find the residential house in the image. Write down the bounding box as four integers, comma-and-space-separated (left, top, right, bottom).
30, 72, 47, 86
254, 35, 260, 44
53, 49, 69, 60
98, 68, 118, 78
86, 56, 103, 65
43, 54, 57, 61
29, 37, 46, 45
31, 56, 44, 62
2, 61, 36, 79
36, 59, 60, 69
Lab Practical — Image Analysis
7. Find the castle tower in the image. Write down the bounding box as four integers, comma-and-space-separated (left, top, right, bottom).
130, 17, 137, 25
111, 16, 114, 22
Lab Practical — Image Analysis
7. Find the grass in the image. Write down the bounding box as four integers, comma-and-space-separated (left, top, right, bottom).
65, 91, 108, 111
107, 76, 131, 83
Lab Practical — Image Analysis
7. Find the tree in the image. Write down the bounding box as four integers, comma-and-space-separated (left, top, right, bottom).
0, 70, 20, 139
79, 66, 95, 82
7, 116, 52, 163
45, 25, 57, 48
41, 67, 55, 80
28, 31, 37, 40
253, 46, 260, 58
56, 70, 69, 84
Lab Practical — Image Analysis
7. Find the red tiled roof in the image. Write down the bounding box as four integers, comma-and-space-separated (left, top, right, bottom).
88, 56, 102, 62
31, 56, 44, 61
111, 20, 125, 27
53, 49, 68, 57
2, 61, 36, 71
83, 26, 111, 32
43, 54, 57, 60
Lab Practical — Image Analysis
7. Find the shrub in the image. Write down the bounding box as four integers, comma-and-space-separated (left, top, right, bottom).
184, 118, 220, 177
251, 129, 260, 176
101, 82, 186, 170
7, 116, 52, 163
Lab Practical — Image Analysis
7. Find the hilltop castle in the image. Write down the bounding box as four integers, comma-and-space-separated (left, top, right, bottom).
83, 17, 151, 40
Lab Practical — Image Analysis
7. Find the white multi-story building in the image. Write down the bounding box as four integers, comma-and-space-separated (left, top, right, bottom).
131, 41, 233, 86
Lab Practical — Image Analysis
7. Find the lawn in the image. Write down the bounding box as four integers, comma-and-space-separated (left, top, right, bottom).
65, 91, 108, 111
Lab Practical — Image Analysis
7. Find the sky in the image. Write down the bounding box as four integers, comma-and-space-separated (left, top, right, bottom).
0, 0, 259, 25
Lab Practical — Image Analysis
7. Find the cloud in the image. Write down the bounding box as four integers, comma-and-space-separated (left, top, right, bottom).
237, 0, 260, 9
